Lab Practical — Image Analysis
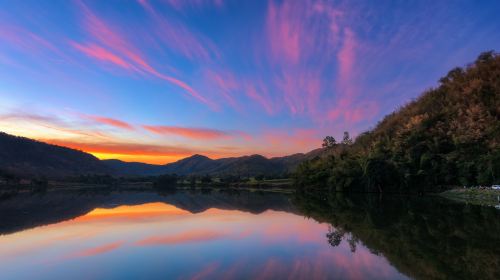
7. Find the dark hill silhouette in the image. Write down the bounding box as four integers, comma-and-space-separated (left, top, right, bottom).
0, 132, 108, 178
103, 149, 323, 177
100, 159, 165, 176
0, 131, 320, 178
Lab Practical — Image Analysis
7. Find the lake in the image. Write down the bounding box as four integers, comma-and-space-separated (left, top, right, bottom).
0, 189, 498, 279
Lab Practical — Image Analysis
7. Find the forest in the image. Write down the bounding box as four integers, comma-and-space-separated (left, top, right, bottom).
294, 51, 500, 193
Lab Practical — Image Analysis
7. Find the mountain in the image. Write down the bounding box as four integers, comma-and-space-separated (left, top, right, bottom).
104, 149, 324, 177
100, 159, 165, 176
0, 132, 108, 178
0, 130, 319, 179
294, 51, 500, 193
163, 154, 220, 175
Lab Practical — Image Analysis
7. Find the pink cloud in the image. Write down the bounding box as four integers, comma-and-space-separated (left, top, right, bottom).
265, 0, 342, 65
245, 83, 274, 115
275, 70, 322, 115
87, 115, 135, 130
261, 128, 321, 155
190, 262, 220, 280
70, 42, 132, 70
205, 70, 240, 109
0, 23, 66, 60
337, 28, 356, 92
163, 0, 224, 11
326, 28, 379, 125
142, 125, 231, 140
74, 1, 215, 108
42, 138, 196, 157
69, 241, 124, 258
267, 1, 301, 65
262, 0, 344, 117
139, 0, 220, 62
135, 230, 226, 246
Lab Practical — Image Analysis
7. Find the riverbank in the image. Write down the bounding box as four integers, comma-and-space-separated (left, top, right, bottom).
439, 188, 500, 207
0, 180, 296, 196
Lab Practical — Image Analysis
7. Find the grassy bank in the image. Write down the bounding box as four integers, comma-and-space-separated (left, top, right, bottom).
440, 188, 500, 207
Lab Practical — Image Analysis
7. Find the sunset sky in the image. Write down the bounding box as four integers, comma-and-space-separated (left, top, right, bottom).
1, 0, 499, 164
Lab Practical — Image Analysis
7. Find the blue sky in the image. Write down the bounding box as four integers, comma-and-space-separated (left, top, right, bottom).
0, 0, 499, 163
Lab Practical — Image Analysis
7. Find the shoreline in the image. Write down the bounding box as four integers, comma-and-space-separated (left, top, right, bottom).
439, 188, 500, 207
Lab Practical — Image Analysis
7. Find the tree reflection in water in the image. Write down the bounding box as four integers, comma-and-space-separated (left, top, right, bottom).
295, 190, 500, 280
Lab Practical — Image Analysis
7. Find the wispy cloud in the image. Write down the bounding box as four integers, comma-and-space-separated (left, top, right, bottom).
0, 23, 61, 57
139, 0, 220, 62
244, 83, 274, 115
87, 115, 135, 130
73, 1, 216, 108
0, 111, 110, 140
70, 42, 133, 70
162, 0, 224, 12
190, 262, 220, 280
142, 125, 231, 140
42, 139, 195, 157
67, 241, 124, 258
260, 0, 343, 117
136, 230, 227, 246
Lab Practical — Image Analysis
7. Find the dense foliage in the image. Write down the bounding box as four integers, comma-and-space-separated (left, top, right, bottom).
293, 191, 500, 280
294, 51, 500, 193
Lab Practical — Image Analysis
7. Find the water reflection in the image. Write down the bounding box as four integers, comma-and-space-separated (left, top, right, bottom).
0, 190, 498, 279
294, 191, 500, 280
0, 190, 407, 280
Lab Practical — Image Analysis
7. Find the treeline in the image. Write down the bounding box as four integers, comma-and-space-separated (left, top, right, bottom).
294, 51, 500, 193
0, 169, 49, 193
293, 191, 500, 279
153, 173, 290, 189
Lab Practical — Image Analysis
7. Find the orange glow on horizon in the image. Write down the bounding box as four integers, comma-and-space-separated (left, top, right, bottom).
90, 152, 185, 164
75, 203, 190, 222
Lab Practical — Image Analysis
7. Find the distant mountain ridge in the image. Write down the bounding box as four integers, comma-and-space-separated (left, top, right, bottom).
0, 131, 321, 178
104, 149, 324, 177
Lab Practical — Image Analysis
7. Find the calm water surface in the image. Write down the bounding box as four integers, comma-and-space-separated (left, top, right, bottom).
0, 190, 498, 279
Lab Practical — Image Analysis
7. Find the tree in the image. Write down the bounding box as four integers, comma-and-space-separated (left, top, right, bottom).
326, 226, 345, 247
201, 175, 212, 184
342, 131, 353, 145
322, 136, 337, 149
154, 174, 178, 188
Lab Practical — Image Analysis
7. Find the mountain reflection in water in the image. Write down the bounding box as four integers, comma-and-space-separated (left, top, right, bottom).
0, 189, 498, 280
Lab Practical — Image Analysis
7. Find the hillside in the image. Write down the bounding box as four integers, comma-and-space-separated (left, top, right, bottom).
0, 132, 108, 178
101, 159, 165, 176
294, 51, 500, 193
0, 130, 319, 179
104, 149, 323, 177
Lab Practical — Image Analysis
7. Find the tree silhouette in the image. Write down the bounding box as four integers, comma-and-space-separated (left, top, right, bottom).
342, 131, 353, 145
322, 136, 337, 149
326, 226, 345, 247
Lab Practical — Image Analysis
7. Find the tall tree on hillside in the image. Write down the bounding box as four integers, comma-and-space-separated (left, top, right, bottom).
322, 136, 337, 149
342, 131, 353, 145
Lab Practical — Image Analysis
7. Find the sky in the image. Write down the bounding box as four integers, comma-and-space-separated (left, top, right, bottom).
0, 202, 406, 279
0, 0, 499, 164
